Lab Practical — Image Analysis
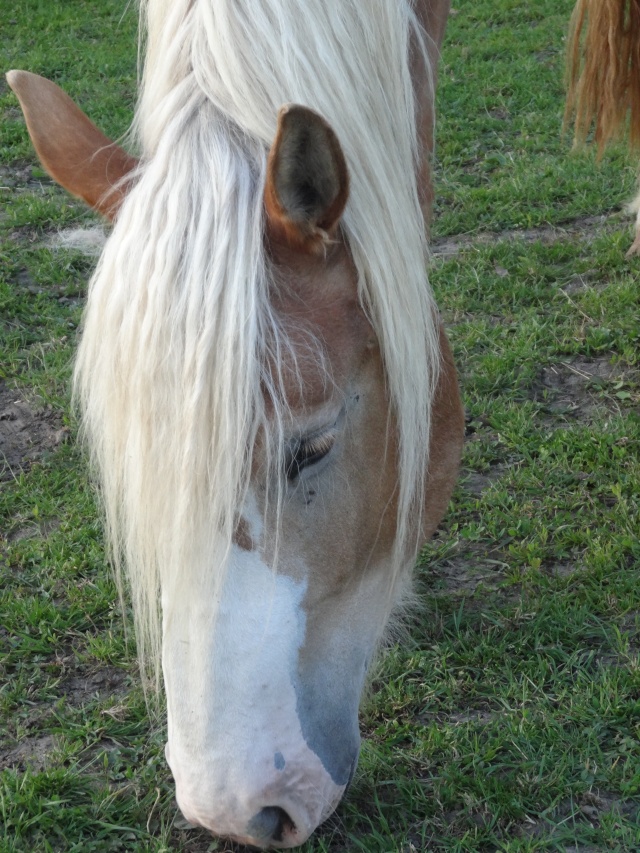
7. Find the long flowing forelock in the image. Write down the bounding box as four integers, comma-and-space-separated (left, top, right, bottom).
75, 0, 440, 688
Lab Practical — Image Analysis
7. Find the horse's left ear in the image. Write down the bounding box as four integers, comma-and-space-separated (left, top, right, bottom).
6, 70, 138, 220
264, 104, 349, 254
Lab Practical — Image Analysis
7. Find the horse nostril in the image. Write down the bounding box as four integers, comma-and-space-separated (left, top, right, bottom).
248, 805, 295, 843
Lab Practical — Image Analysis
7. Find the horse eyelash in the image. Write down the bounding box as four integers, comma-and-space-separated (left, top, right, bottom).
285, 431, 336, 480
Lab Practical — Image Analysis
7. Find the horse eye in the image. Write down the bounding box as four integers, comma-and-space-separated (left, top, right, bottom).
285, 434, 334, 481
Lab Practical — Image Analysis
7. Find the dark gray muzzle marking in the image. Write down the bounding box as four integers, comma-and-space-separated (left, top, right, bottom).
294, 659, 363, 786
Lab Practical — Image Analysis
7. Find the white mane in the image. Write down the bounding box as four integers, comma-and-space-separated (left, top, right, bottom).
73, 0, 440, 688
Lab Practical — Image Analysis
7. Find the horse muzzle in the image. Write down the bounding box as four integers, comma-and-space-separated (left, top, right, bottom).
167, 739, 352, 848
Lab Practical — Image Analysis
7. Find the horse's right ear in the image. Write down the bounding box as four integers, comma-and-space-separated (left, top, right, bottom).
6, 70, 138, 221
264, 104, 349, 254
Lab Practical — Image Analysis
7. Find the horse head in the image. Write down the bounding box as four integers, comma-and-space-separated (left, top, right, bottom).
8, 53, 462, 849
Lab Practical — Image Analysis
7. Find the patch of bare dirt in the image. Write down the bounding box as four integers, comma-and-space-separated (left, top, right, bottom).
432, 214, 619, 259
520, 790, 639, 843
0, 162, 49, 192
0, 382, 69, 480
543, 559, 582, 578
0, 734, 57, 771
431, 554, 508, 596
561, 271, 601, 294
0, 663, 129, 772
7, 519, 60, 543
532, 356, 638, 419
424, 537, 510, 598
461, 464, 507, 497
56, 660, 130, 708
449, 709, 496, 725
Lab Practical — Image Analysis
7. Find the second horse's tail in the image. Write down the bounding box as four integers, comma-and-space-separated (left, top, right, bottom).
566, 0, 640, 151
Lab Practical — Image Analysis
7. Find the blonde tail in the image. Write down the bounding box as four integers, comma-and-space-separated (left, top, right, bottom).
565, 0, 640, 151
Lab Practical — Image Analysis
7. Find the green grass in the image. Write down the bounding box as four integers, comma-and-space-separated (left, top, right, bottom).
1, 0, 639, 851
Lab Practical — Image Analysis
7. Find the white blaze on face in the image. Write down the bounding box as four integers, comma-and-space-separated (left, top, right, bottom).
161, 537, 346, 846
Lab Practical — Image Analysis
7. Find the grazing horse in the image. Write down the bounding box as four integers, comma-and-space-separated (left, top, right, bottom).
566, 0, 640, 255
7, 0, 462, 847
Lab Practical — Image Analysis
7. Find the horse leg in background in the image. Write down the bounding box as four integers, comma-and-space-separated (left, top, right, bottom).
626, 182, 640, 255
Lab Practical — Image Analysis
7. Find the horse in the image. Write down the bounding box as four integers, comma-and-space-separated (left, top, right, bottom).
566, 0, 640, 255
7, 0, 463, 847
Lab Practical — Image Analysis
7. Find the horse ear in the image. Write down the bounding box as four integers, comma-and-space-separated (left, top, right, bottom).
264, 104, 349, 254
6, 70, 138, 221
